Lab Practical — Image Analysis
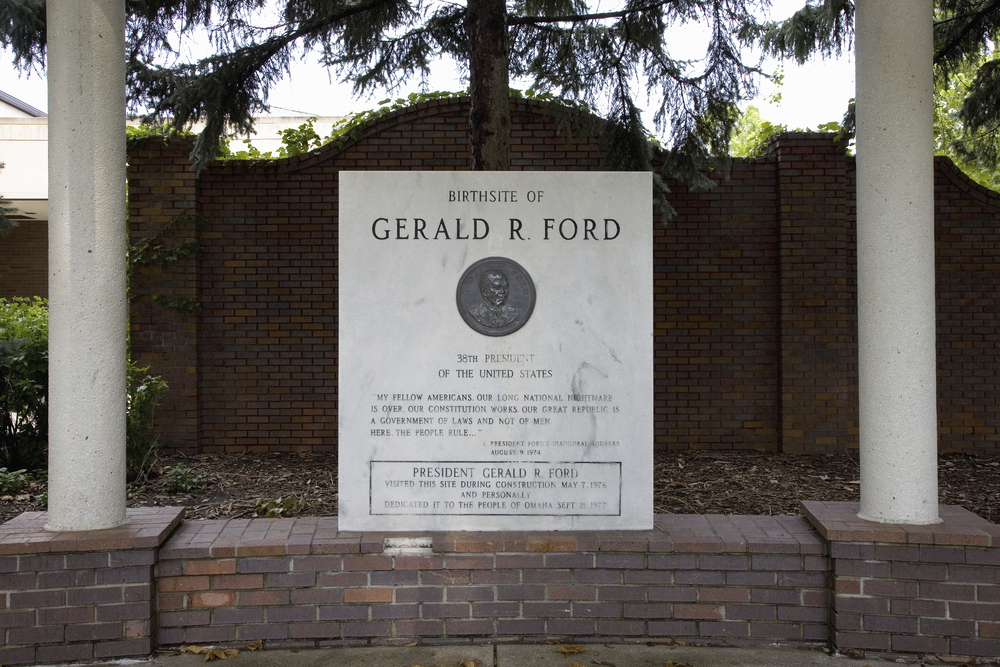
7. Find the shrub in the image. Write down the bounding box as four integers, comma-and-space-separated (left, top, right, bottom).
127, 362, 168, 482
0, 298, 168, 476
254, 494, 308, 518
0, 467, 29, 495
0, 298, 48, 470
160, 463, 212, 494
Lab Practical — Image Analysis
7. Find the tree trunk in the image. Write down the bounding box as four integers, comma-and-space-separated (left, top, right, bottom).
466, 0, 511, 170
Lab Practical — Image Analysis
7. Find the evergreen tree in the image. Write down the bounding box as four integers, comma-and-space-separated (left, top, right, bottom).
933, 50, 1000, 190
935, 2, 1000, 177
2, 0, 773, 193
753, 0, 1000, 177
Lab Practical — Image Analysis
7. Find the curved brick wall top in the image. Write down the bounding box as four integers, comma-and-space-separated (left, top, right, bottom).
935, 155, 1000, 209
204, 96, 610, 177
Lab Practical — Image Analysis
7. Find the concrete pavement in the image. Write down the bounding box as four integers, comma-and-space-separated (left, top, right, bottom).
73, 643, 886, 667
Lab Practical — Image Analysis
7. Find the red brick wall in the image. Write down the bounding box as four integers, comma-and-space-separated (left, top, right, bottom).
936, 159, 1000, 456
0, 220, 48, 298
769, 133, 857, 454
127, 137, 201, 454
656, 159, 780, 451
126, 97, 1000, 456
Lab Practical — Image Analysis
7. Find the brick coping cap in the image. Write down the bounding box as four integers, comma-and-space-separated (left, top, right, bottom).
801, 501, 999, 547
0, 506, 185, 554
156, 513, 828, 558
5, 505, 994, 557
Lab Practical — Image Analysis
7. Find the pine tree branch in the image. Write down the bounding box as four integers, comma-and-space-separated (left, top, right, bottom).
131, 0, 403, 169
507, 0, 676, 26
935, 0, 1000, 64
0, 0, 46, 71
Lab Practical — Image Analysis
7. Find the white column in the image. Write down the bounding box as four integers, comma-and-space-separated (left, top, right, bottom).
45, 0, 128, 531
855, 0, 939, 524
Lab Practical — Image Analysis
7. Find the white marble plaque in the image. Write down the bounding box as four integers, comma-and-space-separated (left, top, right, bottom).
339, 172, 652, 531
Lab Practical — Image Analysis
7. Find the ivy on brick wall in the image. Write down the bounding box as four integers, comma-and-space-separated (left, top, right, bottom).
127, 212, 202, 312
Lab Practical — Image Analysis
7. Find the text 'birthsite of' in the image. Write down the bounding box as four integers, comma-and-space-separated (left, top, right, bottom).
339, 172, 653, 531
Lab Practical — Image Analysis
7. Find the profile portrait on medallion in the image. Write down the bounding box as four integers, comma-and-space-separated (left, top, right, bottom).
457, 257, 535, 336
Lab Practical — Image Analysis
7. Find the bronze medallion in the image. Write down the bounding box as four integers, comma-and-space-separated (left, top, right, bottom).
457, 257, 536, 336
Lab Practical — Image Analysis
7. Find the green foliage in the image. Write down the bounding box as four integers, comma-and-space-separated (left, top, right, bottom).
752, 0, 854, 65
730, 101, 849, 159
127, 213, 202, 309
255, 494, 308, 518
934, 49, 1000, 190
730, 106, 787, 158
0, 0, 45, 72
216, 138, 270, 161
0, 468, 29, 496
127, 363, 169, 482
128, 213, 201, 273
0, 299, 170, 475
218, 89, 596, 161
0, 163, 18, 238
160, 463, 213, 494
322, 91, 470, 154
125, 124, 197, 150
935, 3, 1000, 184
217, 115, 326, 161
754, 1, 1000, 183
0, 297, 48, 471
150, 295, 202, 312
276, 117, 324, 158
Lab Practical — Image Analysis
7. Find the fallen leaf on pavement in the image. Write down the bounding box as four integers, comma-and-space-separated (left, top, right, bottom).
245, 640, 263, 651
459, 660, 482, 667
180, 646, 208, 654
204, 648, 239, 661
556, 645, 587, 656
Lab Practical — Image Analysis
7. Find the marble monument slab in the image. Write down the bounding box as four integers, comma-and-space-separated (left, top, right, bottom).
339, 172, 652, 530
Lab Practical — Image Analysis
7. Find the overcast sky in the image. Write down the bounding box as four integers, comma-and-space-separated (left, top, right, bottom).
0, 0, 854, 132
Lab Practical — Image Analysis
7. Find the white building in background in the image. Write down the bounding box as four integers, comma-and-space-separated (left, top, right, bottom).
0, 90, 48, 223
0, 89, 343, 225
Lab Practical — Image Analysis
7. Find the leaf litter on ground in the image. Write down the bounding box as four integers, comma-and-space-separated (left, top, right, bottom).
556, 645, 587, 656
178, 645, 239, 661
2, 450, 997, 524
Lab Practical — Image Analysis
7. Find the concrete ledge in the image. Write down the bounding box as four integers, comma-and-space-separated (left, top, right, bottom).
0, 507, 186, 554
159, 514, 824, 557
802, 501, 999, 546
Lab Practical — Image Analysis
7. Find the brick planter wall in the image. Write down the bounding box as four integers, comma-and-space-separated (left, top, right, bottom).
1, 504, 999, 663
0, 508, 184, 665
153, 515, 829, 647
806, 501, 1000, 659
